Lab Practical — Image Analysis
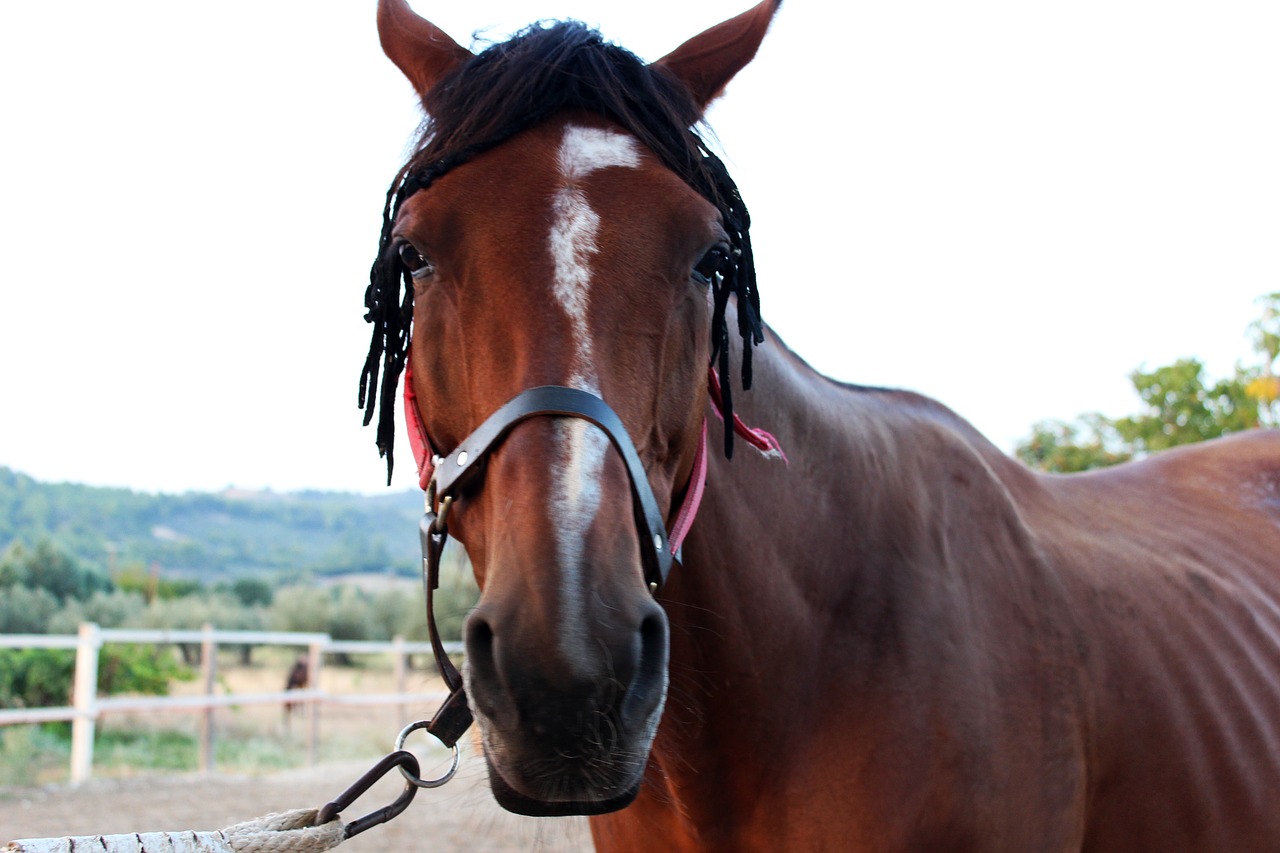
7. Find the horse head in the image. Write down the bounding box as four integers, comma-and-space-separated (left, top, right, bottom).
364, 0, 781, 816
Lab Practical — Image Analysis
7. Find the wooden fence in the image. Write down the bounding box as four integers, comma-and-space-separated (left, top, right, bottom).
0, 624, 462, 784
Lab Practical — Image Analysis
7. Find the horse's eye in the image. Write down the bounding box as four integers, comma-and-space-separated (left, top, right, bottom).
397, 241, 434, 279
692, 245, 731, 286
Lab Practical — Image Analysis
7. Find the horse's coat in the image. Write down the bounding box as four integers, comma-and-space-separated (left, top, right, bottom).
366, 2, 1280, 849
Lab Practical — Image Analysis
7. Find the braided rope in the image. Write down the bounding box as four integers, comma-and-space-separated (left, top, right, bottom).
4, 808, 345, 853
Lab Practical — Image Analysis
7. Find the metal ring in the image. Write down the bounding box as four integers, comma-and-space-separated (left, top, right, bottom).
432, 495, 454, 533
395, 720, 462, 788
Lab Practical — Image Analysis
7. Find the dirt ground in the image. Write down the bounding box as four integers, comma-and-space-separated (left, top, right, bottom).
1, 654, 594, 851
1, 748, 593, 852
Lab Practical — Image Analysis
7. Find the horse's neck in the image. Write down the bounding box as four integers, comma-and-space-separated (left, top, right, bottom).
646, 327, 1050, 828
682, 326, 1035, 634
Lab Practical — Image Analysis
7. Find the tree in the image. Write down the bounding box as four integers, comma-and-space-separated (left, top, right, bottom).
1110, 358, 1258, 454
230, 576, 274, 608
0, 645, 190, 710
48, 590, 147, 634
142, 592, 266, 665
1246, 292, 1280, 428
1017, 294, 1279, 473
0, 586, 59, 634
0, 540, 111, 604
113, 562, 203, 604
1016, 414, 1132, 474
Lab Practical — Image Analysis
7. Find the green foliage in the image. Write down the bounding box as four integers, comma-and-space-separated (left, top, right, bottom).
0, 540, 111, 604
1250, 292, 1280, 367
266, 562, 478, 646
47, 590, 148, 634
1017, 414, 1133, 474
96, 645, 193, 696
0, 649, 73, 709
113, 562, 203, 603
141, 593, 266, 633
90, 727, 198, 773
0, 645, 191, 710
1246, 292, 1280, 428
0, 471, 425, 582
269, 586, 333, 635
327, 586, 377, 642
1017, 295, 1280, 473
0, 724, 67, 786
0, 585, 60, 633
230, 576, 274, 607
1110, 358, 1258, 453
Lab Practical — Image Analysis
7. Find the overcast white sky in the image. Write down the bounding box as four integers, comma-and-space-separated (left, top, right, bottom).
1, 1, 1277, 495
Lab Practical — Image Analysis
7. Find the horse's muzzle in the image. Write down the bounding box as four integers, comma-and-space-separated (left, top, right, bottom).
462, 592, 669, 816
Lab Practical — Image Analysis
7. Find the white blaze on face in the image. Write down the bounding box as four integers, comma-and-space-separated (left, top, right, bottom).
549, 125, 642, 388
547, 126, 641, 663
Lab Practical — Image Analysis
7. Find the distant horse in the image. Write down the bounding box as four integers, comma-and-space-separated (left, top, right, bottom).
359, 1, 1280, 849
283, 655, 308, 727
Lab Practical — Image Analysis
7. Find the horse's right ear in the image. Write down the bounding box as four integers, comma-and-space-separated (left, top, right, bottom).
377, 0, 473, 100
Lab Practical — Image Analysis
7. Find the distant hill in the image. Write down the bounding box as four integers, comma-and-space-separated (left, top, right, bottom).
0, 467, 425, 580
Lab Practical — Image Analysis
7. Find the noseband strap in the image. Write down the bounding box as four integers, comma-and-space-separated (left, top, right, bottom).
416, 386, 677, 748
432, 385, 676, 588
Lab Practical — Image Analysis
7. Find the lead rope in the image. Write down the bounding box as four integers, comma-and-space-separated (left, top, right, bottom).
5, 811, 345, 853
7, 700, 462, 853
3, 747, 456, 853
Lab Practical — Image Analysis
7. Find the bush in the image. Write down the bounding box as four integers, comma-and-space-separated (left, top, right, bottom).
0, 540, 111, 603
230, 576, 274, 607
268, 586, 331, 634
0, 645, 191, 710
0, 649, 73, 708
113, 562, 203, 603
0, 725, 67, 785
97, 645, 193, 696
48, 590, 148, 634
141, 592, 266, 665
0, 585, 59, 634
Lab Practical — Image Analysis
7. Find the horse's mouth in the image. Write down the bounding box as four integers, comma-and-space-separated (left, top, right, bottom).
484, 753, 644, 816
474, 712, 654, 816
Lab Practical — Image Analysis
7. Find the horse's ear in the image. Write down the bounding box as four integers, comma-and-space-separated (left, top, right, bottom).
377, 0, 473, 100
654, 0, 782, 111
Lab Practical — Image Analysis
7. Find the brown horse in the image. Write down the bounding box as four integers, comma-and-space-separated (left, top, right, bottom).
360, 1, 1280, 849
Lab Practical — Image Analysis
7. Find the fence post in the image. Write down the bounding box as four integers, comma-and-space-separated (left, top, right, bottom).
70, 622, 101, 785
392, 635, 407, 724
199, 623, 217, 773
306, 639, 324, 766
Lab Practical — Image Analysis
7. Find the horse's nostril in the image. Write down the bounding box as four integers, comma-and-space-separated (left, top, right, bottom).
621, 608, 669, 728
465, 613, 496, 680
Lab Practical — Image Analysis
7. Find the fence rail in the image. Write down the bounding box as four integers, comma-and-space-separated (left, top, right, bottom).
0, 624, 463, 784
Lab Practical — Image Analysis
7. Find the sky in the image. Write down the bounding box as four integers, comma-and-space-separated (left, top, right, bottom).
1, 1, 1277, 495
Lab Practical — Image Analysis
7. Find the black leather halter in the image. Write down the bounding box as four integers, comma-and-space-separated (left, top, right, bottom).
418, 385, 676, 748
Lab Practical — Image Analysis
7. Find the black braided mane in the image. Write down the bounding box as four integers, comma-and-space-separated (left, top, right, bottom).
359, 21, 764, 484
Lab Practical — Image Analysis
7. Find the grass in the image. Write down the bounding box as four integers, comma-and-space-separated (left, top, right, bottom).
0, 725, 67, 786
0, 652, 448, 787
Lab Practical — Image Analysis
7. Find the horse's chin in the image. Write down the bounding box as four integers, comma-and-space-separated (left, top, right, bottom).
476, 721, 654, 817
485, 757, 643, 816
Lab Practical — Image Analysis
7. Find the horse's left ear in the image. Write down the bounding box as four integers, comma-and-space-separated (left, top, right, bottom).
654, 0, 782, 112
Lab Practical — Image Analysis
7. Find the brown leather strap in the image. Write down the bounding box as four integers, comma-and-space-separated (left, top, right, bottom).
419, 511, 472, 746
432, 385, 674, 589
